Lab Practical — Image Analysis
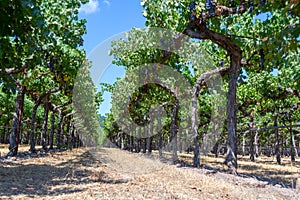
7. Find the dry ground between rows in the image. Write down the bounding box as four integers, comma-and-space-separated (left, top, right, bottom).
0, 145, 299, 200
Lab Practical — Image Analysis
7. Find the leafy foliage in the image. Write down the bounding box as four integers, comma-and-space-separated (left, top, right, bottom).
0, 0, 102, 154
103, 0, 299, 172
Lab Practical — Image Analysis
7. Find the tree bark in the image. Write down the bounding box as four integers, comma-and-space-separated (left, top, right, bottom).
242, 133, 246, 157
5, 125, 9, 144
143, 125, 147, 153
60, 117, 65, 146
290, 118, 296, 162
274, 114, 281, 165
49, 113, 55, 149
254, 131, 260, 157
191, 66, 230, 167
129, 126, 133, 152
147, 116, 153, 154
29, 101, 41, 153
41, 96, 50, 150
29, 87, 60, 152
292, 133, 298, 157
120, 131, 124, 150
249, 130, 255, 161
212, 141, 219, 158
70, 123, 76, 148
8, 85, 25, 156
56, 112, 63, 148
224, 54, 240, 174
65, 116, 71, 148
184, 3, 244, 174
158, 107, 163, 158
137, 126, 141, 153
192, 84, 200, 167
17, 89, 25, 145
189, 35, 238, 170
249, 112, 255, 161
299, 142, 300, 157
171, 97, 179, 163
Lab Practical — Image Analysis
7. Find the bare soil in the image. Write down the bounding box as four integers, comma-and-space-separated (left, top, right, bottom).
0, 145, 299, 199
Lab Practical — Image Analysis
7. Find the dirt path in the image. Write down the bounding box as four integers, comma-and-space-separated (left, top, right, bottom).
0, 147, 299, 199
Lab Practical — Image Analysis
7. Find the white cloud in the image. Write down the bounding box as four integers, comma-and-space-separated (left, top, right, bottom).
79, 0, 100, 14
102, 0, 111, 7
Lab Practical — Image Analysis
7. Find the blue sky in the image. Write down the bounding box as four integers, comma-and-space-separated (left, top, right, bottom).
79, 0, 145, 115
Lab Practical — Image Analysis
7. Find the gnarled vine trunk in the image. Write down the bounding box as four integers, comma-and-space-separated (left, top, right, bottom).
29, 100, 42, 152
192, 84, 200, 167
274, 114, 281, 165
223, 54, 240, 174
56, 111, 63, 148
249, 111, 255, 161
8, 85, 25, 156
41, 95, 50, 150
185, 7, 243, 173
171, 99, 179, 163
157, 107, 163, 158
49, 113, 55, 149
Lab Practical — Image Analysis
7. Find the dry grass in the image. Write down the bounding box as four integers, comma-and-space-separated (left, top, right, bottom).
0, 144, 299, 199
169, 151, 300, 187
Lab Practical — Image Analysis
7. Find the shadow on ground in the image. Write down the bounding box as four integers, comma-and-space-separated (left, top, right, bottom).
154, 153, 297, 189
0, 149, 127, 197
